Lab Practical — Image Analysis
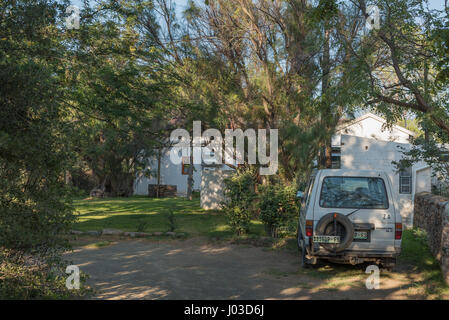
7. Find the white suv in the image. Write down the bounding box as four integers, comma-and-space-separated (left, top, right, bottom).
297, 169, 402, 269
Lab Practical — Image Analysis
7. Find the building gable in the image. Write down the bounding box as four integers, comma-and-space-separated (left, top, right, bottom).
333, 113, 414, 146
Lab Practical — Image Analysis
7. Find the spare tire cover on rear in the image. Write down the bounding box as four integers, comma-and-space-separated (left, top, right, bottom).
315, 213, 354, 253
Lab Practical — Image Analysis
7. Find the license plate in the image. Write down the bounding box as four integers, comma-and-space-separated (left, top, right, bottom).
354, 231, 368, 240
313, 235, 340, 244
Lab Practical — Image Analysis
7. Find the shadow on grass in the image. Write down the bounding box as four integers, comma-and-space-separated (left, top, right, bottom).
73, 196, 264, 238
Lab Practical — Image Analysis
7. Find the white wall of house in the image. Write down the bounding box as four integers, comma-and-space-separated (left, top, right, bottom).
133, 145, 235, 196
332, 113, 414, 147
133, 149, 202, 196
340, 134, 430, 226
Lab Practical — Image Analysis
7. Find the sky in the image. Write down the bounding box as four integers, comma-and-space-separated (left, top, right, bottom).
70, 0, 446, 18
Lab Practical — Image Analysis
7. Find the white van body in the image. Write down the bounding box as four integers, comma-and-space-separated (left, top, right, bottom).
298, 169, 402, 267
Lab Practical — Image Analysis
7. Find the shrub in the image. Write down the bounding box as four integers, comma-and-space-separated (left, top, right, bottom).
164, 209, 177, 232
258, 184, 299, 238
223, 168, 258, 235
0, 249, 91, 299
225, 207, 251, 236
136, 220, 149, 232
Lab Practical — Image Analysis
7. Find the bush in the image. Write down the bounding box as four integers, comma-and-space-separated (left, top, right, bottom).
164, 209, 177, 232
258, 184, 299, 238
0, 249, 91, 299
136, 220, 149, 232
225, 207, 251, 235
223, 168, 258, 235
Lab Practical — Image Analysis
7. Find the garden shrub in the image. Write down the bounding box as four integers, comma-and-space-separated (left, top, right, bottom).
164, 209, 178, 232
136, 220, 149, 232
258, 184, 299, 238
223, 168, 258, 235
0, 249, 91, 300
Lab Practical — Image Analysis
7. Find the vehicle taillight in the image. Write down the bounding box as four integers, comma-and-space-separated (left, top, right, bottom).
395, 223, 402, 240
306, 220, 313, 237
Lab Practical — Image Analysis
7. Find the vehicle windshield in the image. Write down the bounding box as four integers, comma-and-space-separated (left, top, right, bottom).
319, 176, 389, 209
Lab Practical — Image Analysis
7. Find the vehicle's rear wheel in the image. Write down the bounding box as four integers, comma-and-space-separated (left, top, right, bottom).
315, 213, 354, 253
297, 228, 303, 251
300, 243, 310, 268
300, 241, 317, 268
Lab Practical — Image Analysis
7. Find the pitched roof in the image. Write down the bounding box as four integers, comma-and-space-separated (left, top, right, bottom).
336, 112, 416, 137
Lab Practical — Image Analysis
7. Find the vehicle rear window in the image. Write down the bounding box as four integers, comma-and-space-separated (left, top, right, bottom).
319, 177, 389, 209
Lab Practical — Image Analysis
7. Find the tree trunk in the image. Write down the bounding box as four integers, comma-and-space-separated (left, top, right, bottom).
322, 24, 332, 169
187, 148, 194, 200
424, 61, 429, 142
325, 143, 332, 169
157, 146, 162, 198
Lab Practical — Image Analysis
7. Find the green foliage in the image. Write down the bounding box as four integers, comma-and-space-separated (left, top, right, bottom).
397, 118, 424, 137
258, 184, 299, 238
225, 206, 252, 236
0, 0, 82, 299
65, 2, 172, 197
432, 10, 449, 86
0, 249, 91, 299
164, 209, 178, 232
136, 220, 149, 232
182, 0, 363, 181
223, 168, 258, 235
348, 0, 449, 141
393, 136, 449, 186
0, 0, 75, 249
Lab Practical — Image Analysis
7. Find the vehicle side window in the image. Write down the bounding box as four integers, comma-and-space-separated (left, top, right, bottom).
302, 176, 315, 213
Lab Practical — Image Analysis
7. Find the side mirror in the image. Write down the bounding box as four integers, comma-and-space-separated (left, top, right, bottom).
296, 191, 304, 199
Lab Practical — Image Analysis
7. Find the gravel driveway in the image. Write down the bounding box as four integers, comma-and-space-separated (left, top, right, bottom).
66, 238, 429, 300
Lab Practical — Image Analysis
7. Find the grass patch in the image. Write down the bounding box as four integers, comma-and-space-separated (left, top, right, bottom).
399, 228, 449, 298
400, 228, 441, 271
73, 196, 264, 238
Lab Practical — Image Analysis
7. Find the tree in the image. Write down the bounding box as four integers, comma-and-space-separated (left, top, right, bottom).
65, 0, 174, 196
345, 0, 449, 140
181, 0, 366, 183
133, 0, 224, 199
0, 0, 80, 298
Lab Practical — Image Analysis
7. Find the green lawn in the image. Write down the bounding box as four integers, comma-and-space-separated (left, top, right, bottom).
73, 196, 264, 238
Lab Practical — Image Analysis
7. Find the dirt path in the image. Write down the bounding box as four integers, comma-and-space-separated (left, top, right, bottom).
66, 238, 431, 300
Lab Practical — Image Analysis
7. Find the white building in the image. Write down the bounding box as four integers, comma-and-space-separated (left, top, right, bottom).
133, 149, 203, 196
331, 113, 431, 226
133, 145, 234, 196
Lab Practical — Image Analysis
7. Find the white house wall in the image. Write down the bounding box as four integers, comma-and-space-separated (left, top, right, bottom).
415, 167, 431, 193
134, 149, 202, 196
333, 114, 412, 147
340, 135, 430, 226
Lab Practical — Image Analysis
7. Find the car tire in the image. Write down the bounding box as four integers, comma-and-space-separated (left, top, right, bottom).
297, 228, 303, 251
300, 241, 317, 268
300, 242, 311, 268
315, 212, 354, 253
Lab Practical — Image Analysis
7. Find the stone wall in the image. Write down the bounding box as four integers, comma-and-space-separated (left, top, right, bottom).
414, 192, 449, 283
